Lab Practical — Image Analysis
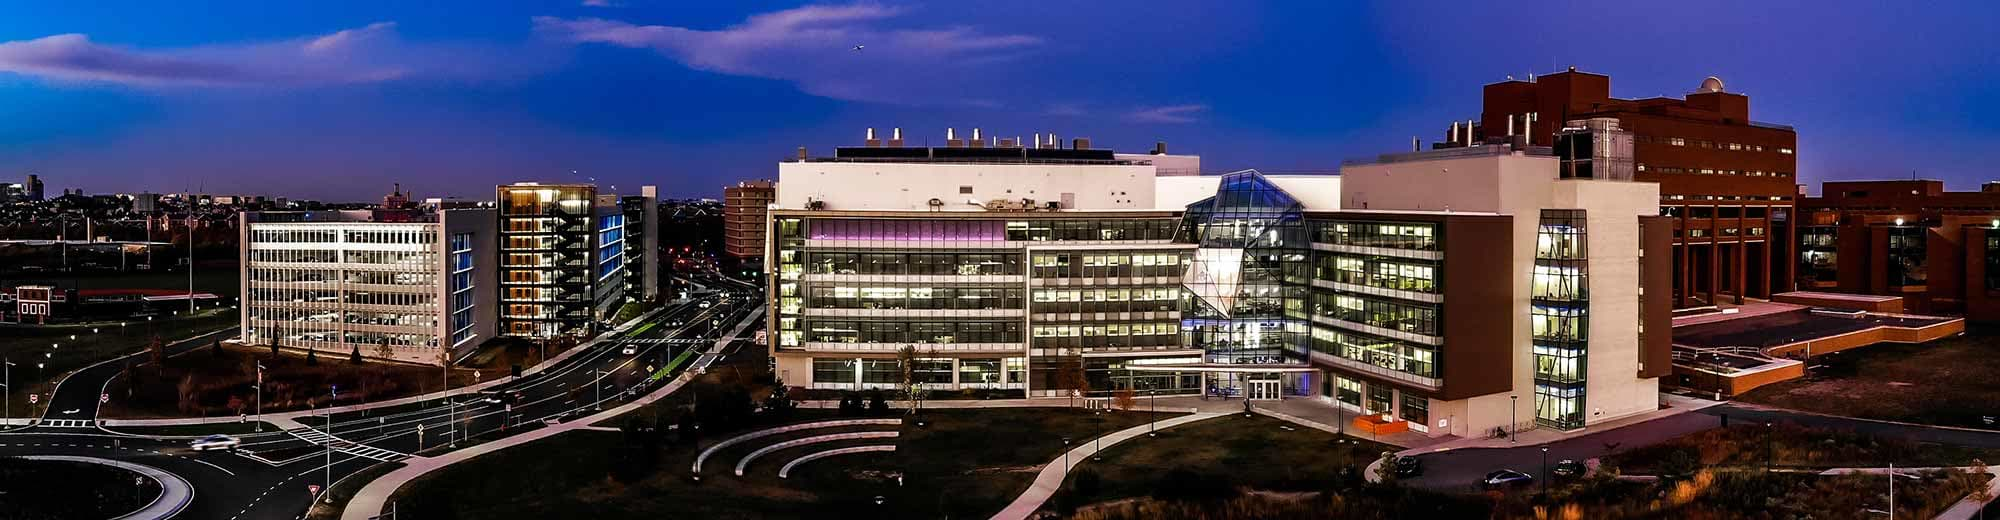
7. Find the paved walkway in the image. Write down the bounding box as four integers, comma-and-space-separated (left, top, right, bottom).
339, 306, 756, 520
23, 455, 193, 520
989, 412, 1229, 520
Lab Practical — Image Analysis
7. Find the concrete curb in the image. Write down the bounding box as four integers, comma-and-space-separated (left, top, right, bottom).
22, 455, 193, 520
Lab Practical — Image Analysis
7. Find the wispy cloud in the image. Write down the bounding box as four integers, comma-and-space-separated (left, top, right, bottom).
533, 3, 1043, 104
1043, 102, 1086, 117
580, 0, 619, 7
0, 22, 522, 87
1127, 104, 1207, 123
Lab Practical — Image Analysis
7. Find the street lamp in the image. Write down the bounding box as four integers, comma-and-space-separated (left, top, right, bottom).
1509, 395, 1519, 443
1061, 438, 1071, 475
1765, 422, 1774, 472
1540, 446, 1550, 494
254, 362, 265, 432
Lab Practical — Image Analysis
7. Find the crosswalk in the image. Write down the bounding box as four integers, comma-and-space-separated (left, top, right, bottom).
38, 419, 94, 428
284, 427, 411, 463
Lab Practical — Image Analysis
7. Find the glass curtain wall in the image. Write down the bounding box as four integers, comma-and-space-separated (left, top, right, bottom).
1532, 209, 1588, 430
1177, 171, 1312, 367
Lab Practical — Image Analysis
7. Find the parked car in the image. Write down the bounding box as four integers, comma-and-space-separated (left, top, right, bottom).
189, 434, 240, 452
1551, 459, 1585, 478
1393, 456, 1423, 477
1482, 469, 1534, 489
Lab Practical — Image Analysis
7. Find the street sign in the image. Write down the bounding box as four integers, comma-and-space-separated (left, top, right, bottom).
28, 394, 36, 404
99, 393, 109, 404
309, 484, 321, 495
417, 423, 425, 433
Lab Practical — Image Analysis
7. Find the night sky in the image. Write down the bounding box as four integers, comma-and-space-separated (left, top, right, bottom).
1, 1, 1994, 201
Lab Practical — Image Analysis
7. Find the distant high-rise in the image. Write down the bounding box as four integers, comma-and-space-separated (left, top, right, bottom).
495, 182, 630, 338
724, 179, 776, 263
24, 173, 44, 201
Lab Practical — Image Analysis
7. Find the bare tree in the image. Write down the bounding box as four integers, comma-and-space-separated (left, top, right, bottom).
1055, 350, 1090, 408
895, 345, 930, 414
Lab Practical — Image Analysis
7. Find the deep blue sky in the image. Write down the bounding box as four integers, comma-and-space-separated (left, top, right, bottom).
0, 1, 1994, 201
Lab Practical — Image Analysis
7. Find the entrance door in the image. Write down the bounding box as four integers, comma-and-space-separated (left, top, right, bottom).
1249, 380, 1281, 401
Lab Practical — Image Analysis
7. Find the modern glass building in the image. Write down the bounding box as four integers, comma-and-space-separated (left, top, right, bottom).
765, 131, 1673, 437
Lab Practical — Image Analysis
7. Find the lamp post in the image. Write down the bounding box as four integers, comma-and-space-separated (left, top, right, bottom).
1509, 395, 1519, 442
1061, 438, 1071, 475
325, 386, 337, 503
1540, 446, 1550, 495
3, 357, 12, 427
1765, 422, 1774, 472
254, 362, 264, 432
1148, 388, 1156, 437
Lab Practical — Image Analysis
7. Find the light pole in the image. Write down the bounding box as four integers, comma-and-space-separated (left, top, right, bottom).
1147, 388, 1156, 437
3, 357, 12, 426
594, 369, 609, 411
1765, 422, 1774, 472
1509, 395, 1519, 443
254, 362, 264, 432
325, 385, 337, 503
1540, 446, 1550, 495
442, 351, 455, 448
1061, 438, 1071, 476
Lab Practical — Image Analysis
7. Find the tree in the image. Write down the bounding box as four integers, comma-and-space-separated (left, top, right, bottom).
1972, 459, 1994, 519
1114, 388, 1138, 411
349, 345, 364, 365
1055, 351, 1090, 407
374, 340, 395, 361
271, 340, 280, 358
305, 349, 319, 366
894, 345, 933, 414
868, 390, 889, 415
1374, 451, 1401, 484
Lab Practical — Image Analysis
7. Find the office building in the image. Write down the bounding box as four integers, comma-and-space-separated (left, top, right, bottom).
238, 205, 498, 365
764, 130, 1669, 436
24, 173, 44, 202
724, 179, 776, 264
1447, 69, 1797, 308
621, 186, 662, 302
1798, 179, 2000, 320
495, 183, 629, 338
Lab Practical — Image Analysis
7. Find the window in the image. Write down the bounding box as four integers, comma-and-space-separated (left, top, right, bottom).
959, 185, 974, 194
1335, 377, 1362, 406
1779, 147, 1795, 155
1667, 137, 1687, 147
1400, 394, 1429, 426
1004, 358, 1027, 385
959, 359, 1002, 385
814, 358, 856, 384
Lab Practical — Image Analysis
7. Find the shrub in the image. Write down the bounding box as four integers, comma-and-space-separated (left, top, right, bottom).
868, 390, 889, 415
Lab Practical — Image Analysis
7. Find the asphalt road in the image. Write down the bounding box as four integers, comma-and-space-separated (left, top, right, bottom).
0, 272, 763, 519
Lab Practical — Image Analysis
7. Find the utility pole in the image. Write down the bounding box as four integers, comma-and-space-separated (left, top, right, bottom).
325, 386, 337, 504
186, 213, 195, 314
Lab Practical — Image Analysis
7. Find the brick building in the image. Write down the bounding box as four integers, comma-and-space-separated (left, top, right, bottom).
724, 180, 776, 265
1448, 69, 1798, 307
1798, 179, 2000, 320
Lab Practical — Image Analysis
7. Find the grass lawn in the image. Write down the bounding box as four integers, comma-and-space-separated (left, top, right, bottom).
103, 421, 281, 436
390, 407, 1167, 520
1062, 414, 1392, 508
1608, 423, 2000, 473
1736, 330, 2000, 428
99, 343, 479, 419
2, 308, 234, 419
0, 457, 162, 519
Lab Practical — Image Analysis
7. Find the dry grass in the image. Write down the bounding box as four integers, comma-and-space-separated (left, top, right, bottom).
100, 343, 479, 418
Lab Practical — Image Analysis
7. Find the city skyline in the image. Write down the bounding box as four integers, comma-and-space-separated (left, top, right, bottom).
1, 1, 1996, 201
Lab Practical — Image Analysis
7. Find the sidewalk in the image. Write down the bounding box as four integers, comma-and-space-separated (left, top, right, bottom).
340, 305, 755, 520
989, 412, 1229, 520
99, 303, 675, 430
1410, 393, 1723, 454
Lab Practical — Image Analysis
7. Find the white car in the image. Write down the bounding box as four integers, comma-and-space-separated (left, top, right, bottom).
622, 345, 638, 355
188, 434, 240, 452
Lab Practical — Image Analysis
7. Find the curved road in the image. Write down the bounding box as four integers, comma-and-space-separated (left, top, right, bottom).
2, 273, 762, 519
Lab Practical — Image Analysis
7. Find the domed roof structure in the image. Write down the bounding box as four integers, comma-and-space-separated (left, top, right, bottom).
1697, 76, 1725, 93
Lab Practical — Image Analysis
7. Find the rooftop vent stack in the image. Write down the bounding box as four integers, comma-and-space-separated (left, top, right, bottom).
1153, 141, 1168, 155
865, 127, 881, 147
1467, 120, 1476, 143
889, 127, 904, 147
947, 128, 964, 148
1031, 133, 1042, 149
796, 146, 808, 160
970, 128, 985, 148
1450, 121, 1460, 144
1507, 114, 1516, 137
1411, 136, 1421, 152
1072, 137, 1090, 150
